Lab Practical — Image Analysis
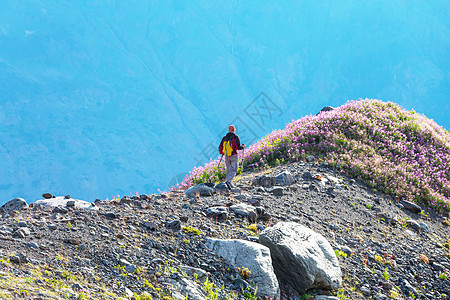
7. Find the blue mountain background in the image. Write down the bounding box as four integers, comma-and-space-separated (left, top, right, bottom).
1, 1, 449, 204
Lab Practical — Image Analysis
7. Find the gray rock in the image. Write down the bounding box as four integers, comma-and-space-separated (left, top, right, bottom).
126, 264, 137, 273
405, 220, 421, 231
94, 199, 104, 205
170, 278, 206, 300
214, 182, 229, 192
12, 227, 31, 238
27, 242, 39, 250
64, 238, 81, 245
151, 258, 164, 265
234, 194, 248, 201
361, 286, 371, 295
18, 221, 27, 227
325, 175, 341, 185
42, 193, 53, 199
402, 280, 419, 298
378, 212, 399, 226
419, 222, 430, 232
104, 212, 117, 219
254, 175, 277, 187
440, 261, 450, 270
184, 183, 215, 198
138, 194, 148, 200
10, 253, 27, 264
336, 245, 353, 256
166, 219, 181, 231
334, 184, 345, 190
66, 200, 76, 207
302, 171, 313, 179
120, 196, 132, 204
432, 262, 445, 271
143, 221, 157, 231
229, 203, 257, 222
53, 206, 68, 214
268, 187, 284, 196
256, 207, 271, 221
400, 200, 422, 213
206, 207, 229, 221
306, 155, 315, 162
0, 225, 12, 232
119, 258, 132, 267
205, 238, 280, 299
72, 283, 85, 291
179, 265, 208, 282
47, 224, 57, 230
0, 198, 28, 213
259, 222, 342, 293
248, 195, 263, 206
315, 296, 339, 300
275, 171, 295, 186
316, 106, 334, 115
35, 197, 98, 210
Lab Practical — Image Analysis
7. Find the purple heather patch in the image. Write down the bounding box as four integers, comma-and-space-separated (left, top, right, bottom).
175, 99, 450, 212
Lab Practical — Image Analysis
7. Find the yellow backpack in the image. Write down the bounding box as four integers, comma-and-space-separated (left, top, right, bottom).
223, 138, 234, 157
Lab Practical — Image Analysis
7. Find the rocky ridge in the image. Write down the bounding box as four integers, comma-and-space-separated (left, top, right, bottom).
0, 158, 450, 299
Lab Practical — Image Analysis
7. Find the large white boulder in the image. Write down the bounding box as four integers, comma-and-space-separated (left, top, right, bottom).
33, 197, 98, 210
259, 222, 342, 293
205, 238, 280, 299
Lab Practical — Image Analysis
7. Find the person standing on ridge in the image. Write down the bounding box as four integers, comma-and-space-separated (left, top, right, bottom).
218, 125, 245, 190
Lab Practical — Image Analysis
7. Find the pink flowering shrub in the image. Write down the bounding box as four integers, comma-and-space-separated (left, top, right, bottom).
175, 99, 450, 212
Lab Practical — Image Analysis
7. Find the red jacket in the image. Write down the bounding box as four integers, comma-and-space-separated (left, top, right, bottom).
218, 132, 244, 156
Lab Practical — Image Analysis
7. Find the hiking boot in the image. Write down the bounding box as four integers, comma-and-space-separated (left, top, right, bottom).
225, 181, 232, 190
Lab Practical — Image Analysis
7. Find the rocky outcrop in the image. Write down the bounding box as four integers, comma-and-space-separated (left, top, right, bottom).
259, 222, 342, 293
1, 154, 449, 299
253, 175, 276, 187
33, 197, 98, 210
275, 171, 295, 186
0, 198, 28, 214
400, 200, 422, 214
229, 203, 257, 221
205, 238, 280, 299
316, 106, 334, 115
184, 183, 215, 198
206, 206, 229, 221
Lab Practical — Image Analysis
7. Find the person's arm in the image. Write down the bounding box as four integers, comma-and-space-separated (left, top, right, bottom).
235, 136, 245, 150
218, 137, 224, 155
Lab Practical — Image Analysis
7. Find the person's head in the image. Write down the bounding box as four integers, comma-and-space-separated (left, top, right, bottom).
228, 125, 235, 133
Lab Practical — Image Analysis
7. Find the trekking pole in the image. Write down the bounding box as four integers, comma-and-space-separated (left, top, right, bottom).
241, 148, 245, 174
217, 154, 224, 169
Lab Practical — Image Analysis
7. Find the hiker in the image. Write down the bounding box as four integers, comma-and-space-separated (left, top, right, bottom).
218, 125, 245, 190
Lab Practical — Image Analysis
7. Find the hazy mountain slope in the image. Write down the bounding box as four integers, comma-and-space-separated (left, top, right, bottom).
0, 1, 449, 204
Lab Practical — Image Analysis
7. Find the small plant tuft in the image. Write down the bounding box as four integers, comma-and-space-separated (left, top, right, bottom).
181, 226, 202, 235
237, 267, 251, 280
